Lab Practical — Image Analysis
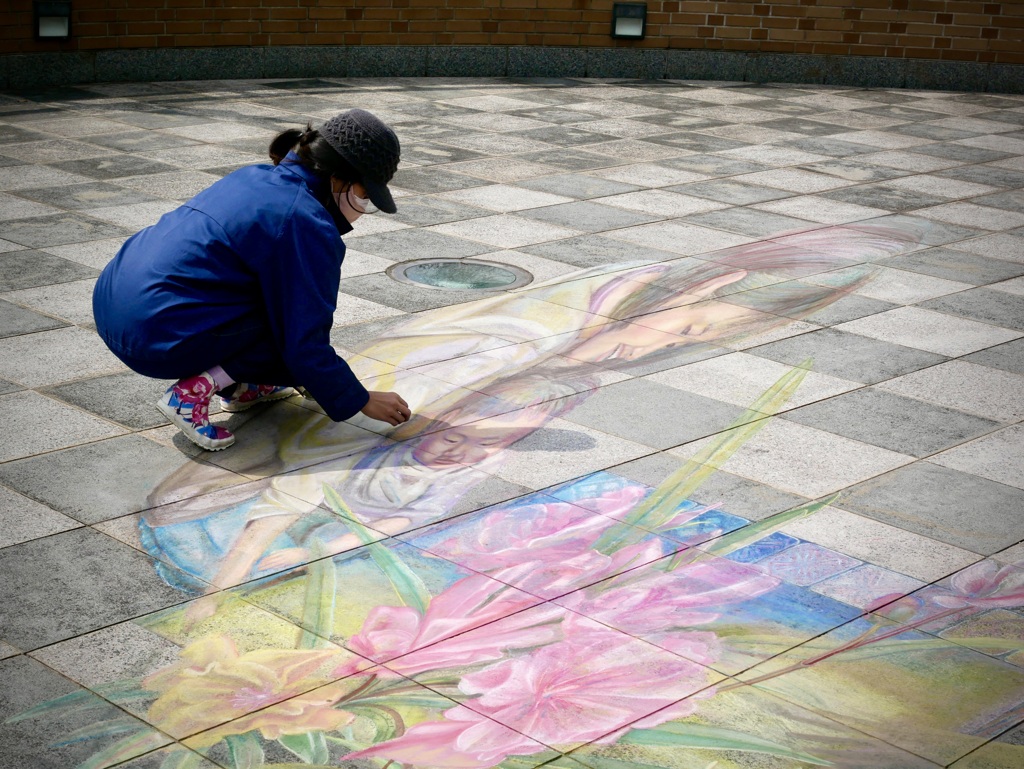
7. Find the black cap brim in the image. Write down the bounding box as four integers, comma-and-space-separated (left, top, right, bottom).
365, 178, 396, 214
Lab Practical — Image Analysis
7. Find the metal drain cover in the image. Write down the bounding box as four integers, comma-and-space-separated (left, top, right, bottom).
387, 258, 533, 291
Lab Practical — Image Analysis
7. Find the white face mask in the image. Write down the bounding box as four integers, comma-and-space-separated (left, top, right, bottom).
333, 186, 369, 224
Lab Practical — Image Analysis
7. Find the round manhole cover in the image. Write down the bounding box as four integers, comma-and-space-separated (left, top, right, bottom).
387, 258, 533, 291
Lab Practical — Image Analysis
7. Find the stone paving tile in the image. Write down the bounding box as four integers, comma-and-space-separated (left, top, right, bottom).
991, 275, 1024, 295
516, 146, 621, 172
0, 326, 126, 387
0, 191, 62, 220
837, 462, 1024, 555
48, 154, 179, 180
515, 171, 640, 199
820, 183, 946, 212
669, 419, 915, 499
683, 207, 818, 238
37, 237, 126, 269
516, 199, 661, 232
798, 157, 905, 183
660, 152, 770, 177
834, 306, 1022, 357
751, 194, 889, 224
611, 451, 809, 521
918, 201, 1024, 231
2, 277, 98, 327
0, 390, 126, 462
881, 247, 1024, 286
876, 359, 1024, 422
12, 181, 164, 210
0, 212, 133, 249
780, 506, 980, 582
0, 249, 97, 290
0, 484, 81, 549
961, 337, 1024, 375
748, 327, 948, 384
671, 178, 793, 204
919, 286, 1024, 331
0, 434, 247, 524
949, 231, 1024, 263
430, 213, 583, 248
0, 528, 190, 650
850, 213, 987, 245
518, 232, 678, 268
782, 386, 1002, 458
41, 371, 173, 430
446, 156, 560, 183
561, 377, 753, 450
938, 163, 1024, 189
594, 189, 729, 217
435, 183, 571, 212
592, 162, 708, 187
811, 264, 970, 303
929, 424, 1024, 490
0, 298, 67, 337
648, 351, 860, 411
607, 220, 754, 255
343, 226, 493, 259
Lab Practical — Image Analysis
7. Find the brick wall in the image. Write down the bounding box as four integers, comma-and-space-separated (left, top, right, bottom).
2, 1, 1021, 65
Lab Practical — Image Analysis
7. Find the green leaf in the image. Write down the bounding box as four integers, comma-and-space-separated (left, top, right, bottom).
351, 692, 456, 711
298, 538, 337, 650
225, 732, 264, 769
52, 717, 144, 747
159, 748, 209, 769
6, 690, 106, 724
75, 730, 169, 769
595, 361, 810, 554
347, 705, 397, 742
92, 680, 153, 703
322, 484, 431, 615
699, 494, 837, 559
619, 721, 832, 765
278, 731, 328, 765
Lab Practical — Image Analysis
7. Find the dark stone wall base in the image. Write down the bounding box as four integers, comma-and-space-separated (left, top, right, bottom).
1, 45, 1021, 94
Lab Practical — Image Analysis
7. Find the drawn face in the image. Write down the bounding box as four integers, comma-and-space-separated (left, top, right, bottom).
411, 410, 543, 468
571, 299, 764, 364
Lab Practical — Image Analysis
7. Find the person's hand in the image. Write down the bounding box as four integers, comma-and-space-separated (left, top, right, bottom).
361, 391, 411, 426
257, 547, 310, 572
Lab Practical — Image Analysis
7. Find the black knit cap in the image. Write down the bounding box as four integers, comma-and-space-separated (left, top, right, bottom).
319, 109, 401, 214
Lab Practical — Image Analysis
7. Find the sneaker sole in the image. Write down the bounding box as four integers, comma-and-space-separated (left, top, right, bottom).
220, 387, 297, 413
155, 400, 235, 451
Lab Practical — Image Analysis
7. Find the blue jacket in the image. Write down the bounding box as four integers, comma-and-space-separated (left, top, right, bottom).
93, 153, 370, 422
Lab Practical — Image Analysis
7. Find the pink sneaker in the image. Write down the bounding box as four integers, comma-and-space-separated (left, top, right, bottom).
220, 383, 296, 412
156, 373, 235, 451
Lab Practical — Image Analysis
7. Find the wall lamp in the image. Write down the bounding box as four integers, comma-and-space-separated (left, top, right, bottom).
34, 1, 72, 41
611, 2, 647, 40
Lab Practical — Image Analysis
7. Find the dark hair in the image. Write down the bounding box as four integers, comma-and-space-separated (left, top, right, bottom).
269, 123, 363, 184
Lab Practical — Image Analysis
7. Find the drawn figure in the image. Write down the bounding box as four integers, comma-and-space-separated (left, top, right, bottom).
139, 375, 584, 618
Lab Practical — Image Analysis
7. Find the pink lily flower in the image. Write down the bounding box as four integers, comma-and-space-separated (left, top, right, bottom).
456, 614, 712, 747
560, 553, 780, 634
933, 559, 1024, 610
490, 538, 668, 599
434, 487, 647, 572
336, 575, 555, 678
